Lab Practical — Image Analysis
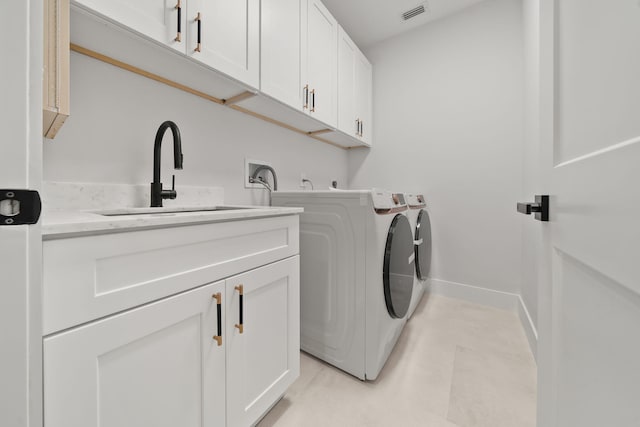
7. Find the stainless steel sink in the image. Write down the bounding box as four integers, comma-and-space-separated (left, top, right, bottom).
93, 206, 253, 216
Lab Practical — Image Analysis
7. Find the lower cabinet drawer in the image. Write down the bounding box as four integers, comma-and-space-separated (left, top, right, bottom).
43, 215, 298, 334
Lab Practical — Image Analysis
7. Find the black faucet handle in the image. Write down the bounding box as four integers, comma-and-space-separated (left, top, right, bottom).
161, 174, 177, 200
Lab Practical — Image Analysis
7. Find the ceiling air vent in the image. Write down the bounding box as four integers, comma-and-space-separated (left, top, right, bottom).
402, 3, 427, 21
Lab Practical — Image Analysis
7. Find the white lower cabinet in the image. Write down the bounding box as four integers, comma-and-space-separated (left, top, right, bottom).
226, 257, 300, 426
44, 280, 227, 427
44, 246, 299, 427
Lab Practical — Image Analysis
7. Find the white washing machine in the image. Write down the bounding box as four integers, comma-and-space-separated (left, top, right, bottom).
406, 194, 432, 319
272, 189, 414, 380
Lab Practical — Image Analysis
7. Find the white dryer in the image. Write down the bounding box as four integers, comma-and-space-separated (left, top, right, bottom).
406, 194, 432, 319
272, 189, 414, 380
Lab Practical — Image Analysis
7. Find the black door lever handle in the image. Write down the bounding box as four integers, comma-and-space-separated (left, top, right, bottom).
517, 195, 549, 222
517, 202, 539, 215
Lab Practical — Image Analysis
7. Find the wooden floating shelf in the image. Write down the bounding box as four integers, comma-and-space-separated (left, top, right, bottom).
69, 44, 359, 150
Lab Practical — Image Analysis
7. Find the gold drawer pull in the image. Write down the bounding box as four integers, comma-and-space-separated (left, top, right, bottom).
303, 84, 309, 109
234, 285, 244, 334
212, 292, 222, 346
194, 12, 202, 52
174, 0, 182, 42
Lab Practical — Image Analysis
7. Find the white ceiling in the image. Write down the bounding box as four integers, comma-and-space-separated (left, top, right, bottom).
322, 0, 488, 48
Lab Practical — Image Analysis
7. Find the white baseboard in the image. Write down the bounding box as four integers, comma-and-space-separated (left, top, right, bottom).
517, 296, 538, 361
429, 278, 519, 311
428, 278, 538, 359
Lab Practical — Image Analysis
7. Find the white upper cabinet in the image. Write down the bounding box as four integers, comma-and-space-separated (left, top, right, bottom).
355, 49, 373, 145
337, 27, 357, 136
187, 0, 260, 88
260, 0, 304, 111
73, 0, 186, 53
336, 25, 372, 146
73, 0, 259, 88
72, 0, 370, 148
304, 0, 338, 128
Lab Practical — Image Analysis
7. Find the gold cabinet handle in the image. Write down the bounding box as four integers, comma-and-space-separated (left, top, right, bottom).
234, 285, 244, 334
194, 12, 202, 52
212, 292, 222, 346
175, 0, 182, 42
310, 89, 315, 112
303, 84, 309, 109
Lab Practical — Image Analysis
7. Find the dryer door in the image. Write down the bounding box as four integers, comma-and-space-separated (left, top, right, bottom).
383, 214, 414, 318
415, 209, 432, 280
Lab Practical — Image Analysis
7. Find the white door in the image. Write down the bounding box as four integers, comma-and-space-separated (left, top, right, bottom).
226, 257, 300, 427
305, 0, 338, 127
1, 2, 43, 426
536, 1, 640, 425
261, 0, 304, 111
44, 281, 226, 427
73, 0, 185, 52
188, 0, 259, 88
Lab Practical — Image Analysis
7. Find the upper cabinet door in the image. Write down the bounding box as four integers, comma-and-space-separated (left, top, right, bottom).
188, 0, 260, 89
336, 25, 373, 146
226, 257, 300, 427
337, 26, 357, 137
73, 0, 186, 52
261, 0, 303, 111
355, 50, 372, 146
305, 0, 338, 128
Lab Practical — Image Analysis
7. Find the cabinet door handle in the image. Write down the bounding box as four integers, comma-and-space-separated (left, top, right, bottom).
310, 89, 315, 112
360, 120, 363, 137
194, 12, 202, 52
234, 285, 244, 334
212, 292, 222, 346
175, 0, 182, 42
303, 85, 309, 109
355, 119, 360, 136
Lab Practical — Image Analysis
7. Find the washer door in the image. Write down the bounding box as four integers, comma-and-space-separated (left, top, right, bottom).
415, 209, 432, 280
383, 214, 415, 319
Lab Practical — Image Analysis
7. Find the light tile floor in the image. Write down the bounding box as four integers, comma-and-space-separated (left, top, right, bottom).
258, 293, 537, 427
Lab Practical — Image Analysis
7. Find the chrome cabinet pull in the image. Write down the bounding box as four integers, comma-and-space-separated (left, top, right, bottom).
175, 0, 182, 42
194, 12, 202, 52
234, 285, 244, 334
212, 292, 222, 346
310, 89, 315, 112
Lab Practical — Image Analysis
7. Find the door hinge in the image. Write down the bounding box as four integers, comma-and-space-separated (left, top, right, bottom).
0, 189, 42, 225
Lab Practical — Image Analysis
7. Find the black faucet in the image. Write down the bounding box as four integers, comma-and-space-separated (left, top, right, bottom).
150, 121, 184, 207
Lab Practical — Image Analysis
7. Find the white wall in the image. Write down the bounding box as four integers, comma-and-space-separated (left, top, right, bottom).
44, 52, 348, 205
349, 0, 524, 294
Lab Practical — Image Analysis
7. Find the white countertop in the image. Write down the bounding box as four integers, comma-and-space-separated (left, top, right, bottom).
43, 205, 303, 239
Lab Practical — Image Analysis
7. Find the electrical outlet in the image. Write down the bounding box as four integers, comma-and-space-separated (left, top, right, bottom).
245, 158, 273, 189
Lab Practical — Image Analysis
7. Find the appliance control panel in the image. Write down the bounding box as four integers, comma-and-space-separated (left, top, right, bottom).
371, 189, 407, 211
406, 193, 427, 208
